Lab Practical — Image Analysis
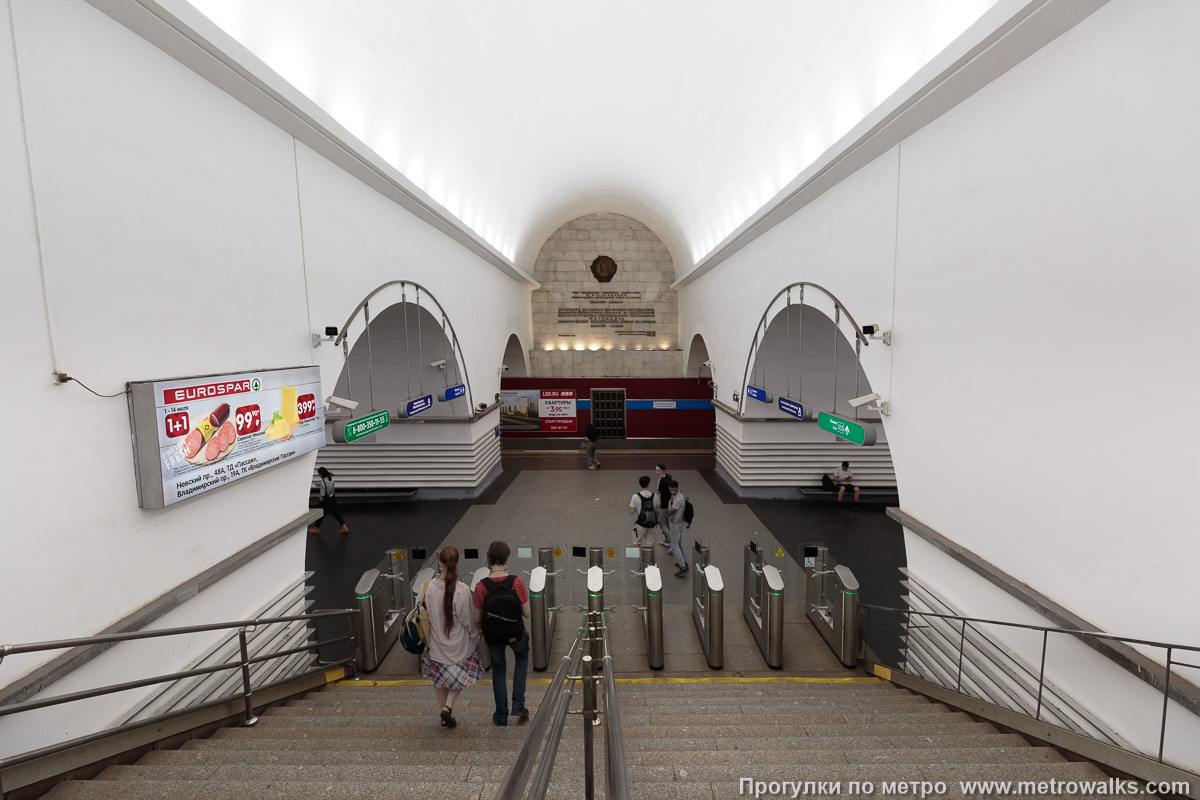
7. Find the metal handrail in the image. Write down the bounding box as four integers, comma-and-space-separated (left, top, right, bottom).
601, 615, 630, 800
495, 577, 630, 800
861, 603, 1200, 766
493, 625, 586, 800
0, 609, 357, 659
0, 609, 360, 771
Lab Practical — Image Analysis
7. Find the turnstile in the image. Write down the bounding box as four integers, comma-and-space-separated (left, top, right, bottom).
632, 544, 664, 670
802, 545, 860, 667
529, 546, 559, 671
691, 542, 724, 669
743, 541, 784, 669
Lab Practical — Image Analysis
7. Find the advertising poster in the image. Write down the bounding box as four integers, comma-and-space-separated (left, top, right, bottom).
539, 390, 577, 432
498, 389, 541, 431
128, 366, 325, 508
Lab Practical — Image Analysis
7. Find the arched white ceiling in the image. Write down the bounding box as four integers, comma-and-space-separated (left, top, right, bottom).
186, 0, 999, 273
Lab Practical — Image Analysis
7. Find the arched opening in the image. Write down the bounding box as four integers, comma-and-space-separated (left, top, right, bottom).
501, 333, 530, 377
747, 304, 877, 422
330, 301, 470, 424
685, 334, 712, 379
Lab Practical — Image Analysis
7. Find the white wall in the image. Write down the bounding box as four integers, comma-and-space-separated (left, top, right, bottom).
684, 0, 1200, 648
0, 0, 531, 740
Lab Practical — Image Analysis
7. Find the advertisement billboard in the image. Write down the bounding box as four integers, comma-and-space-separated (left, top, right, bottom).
128, 366, 325, 508
538, 389, 577, 432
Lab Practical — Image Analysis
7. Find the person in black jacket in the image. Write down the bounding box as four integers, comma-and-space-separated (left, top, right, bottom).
584, 423, 600, 469
654, 463, 672, 547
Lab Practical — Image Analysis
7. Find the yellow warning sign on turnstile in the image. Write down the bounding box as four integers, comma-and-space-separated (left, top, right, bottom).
775, 547, 785, 558
554, 547, 563, 557
606, 548, 616, 558
394, 551, 404, 560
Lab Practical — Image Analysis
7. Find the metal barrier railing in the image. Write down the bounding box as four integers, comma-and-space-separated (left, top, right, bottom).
0, 608, 359, 779
691, 541, 724, 670
743, 540, 784, 669
802, 544, 859, 667
861, 603, 1200, 776
632, 544, 664, 670
493, 561, 629, 800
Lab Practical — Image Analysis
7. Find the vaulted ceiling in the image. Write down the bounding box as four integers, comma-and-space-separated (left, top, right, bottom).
186, 0, 1000, 272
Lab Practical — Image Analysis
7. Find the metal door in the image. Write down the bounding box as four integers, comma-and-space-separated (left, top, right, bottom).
590, 389, 626, 438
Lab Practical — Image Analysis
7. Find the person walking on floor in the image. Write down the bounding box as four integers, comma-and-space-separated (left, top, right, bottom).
630, 475, 658, 545
309, 467, 349, 534
421, 546, 482, 728
584, 423, 600, 469
473, 540, 531, 726
654, 463, 672, 546
665, 480, 690, 577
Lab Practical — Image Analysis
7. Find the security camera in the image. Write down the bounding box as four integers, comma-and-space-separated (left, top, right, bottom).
848, 393, 881, 409
312, 326, 339, 347
430, 359, 446, 370
500, 364, 510, 372
702, 360, 714, 368
862, 324, 892, 345
848, 392, 890, 415
325, 395, 359, 412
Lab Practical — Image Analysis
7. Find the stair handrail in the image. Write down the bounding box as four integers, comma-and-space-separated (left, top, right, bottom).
493, 615, 586, 800
860, 602, 1200, 768
601, 607, 631, 800
0, 608, 360, 774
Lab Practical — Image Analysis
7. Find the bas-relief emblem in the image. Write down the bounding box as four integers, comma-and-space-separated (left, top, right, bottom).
589, 255, 618, 283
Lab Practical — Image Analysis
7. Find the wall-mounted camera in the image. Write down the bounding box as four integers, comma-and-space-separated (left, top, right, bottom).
312, 325, 340, 348
499, 364, 510, 372
325, 395, 359, 412
702, 360, 714, 369
430, 359, 447, 370
848, 392, 890, 415
862, 324, 891, 345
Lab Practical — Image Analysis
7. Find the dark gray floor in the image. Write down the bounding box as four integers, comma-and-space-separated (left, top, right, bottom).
308, 457, 907, 674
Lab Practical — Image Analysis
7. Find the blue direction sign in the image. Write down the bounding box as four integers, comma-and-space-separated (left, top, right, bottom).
746, 384, 773, 403
438, 384, 466, 402
777, 396, 814, 420
400, 394, 434, 418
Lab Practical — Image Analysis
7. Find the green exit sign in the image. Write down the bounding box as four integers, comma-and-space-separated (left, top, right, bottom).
341, 409, 390, 443
817, 412, 877, 446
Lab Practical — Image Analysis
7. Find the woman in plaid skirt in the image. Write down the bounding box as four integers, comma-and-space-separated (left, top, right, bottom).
421, 546, 482, 727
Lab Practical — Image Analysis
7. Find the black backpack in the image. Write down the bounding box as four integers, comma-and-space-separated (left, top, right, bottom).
635, 492, 657, 528
821, 473, 837, 492
481, 575, 524, 646
683, 499, 695, 528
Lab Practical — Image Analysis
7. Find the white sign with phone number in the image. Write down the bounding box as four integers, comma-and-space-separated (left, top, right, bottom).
128, 366, 325, 508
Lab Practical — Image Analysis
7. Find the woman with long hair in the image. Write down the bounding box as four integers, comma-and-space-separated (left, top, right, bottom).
308, 467, 349, 535
420, 546, 482, 727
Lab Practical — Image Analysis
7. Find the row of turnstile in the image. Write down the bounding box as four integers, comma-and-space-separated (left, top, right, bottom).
352, 540, 862, 674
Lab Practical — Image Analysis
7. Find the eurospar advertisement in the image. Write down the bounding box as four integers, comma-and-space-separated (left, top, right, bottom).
128, 367, 324, 508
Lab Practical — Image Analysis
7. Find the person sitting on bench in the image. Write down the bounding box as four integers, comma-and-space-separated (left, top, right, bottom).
832, 461, 860, 502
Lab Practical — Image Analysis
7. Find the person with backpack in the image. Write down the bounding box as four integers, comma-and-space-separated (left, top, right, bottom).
420, 546, 482, 728
653, 464, 672, 547
471, 540, 531, 726
665, 480, 690, 577
629, 475, 658, 545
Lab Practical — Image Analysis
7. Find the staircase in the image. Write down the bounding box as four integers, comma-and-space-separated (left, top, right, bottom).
41, 678, 1126, 800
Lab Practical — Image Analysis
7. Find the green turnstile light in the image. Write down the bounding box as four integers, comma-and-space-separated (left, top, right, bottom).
588, 592, 602, 597
530, 592, 543, 598
648, 592, 660, 597
354, 595, 370, 600
842, 589, 858, 595
817, 411, 877, 447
